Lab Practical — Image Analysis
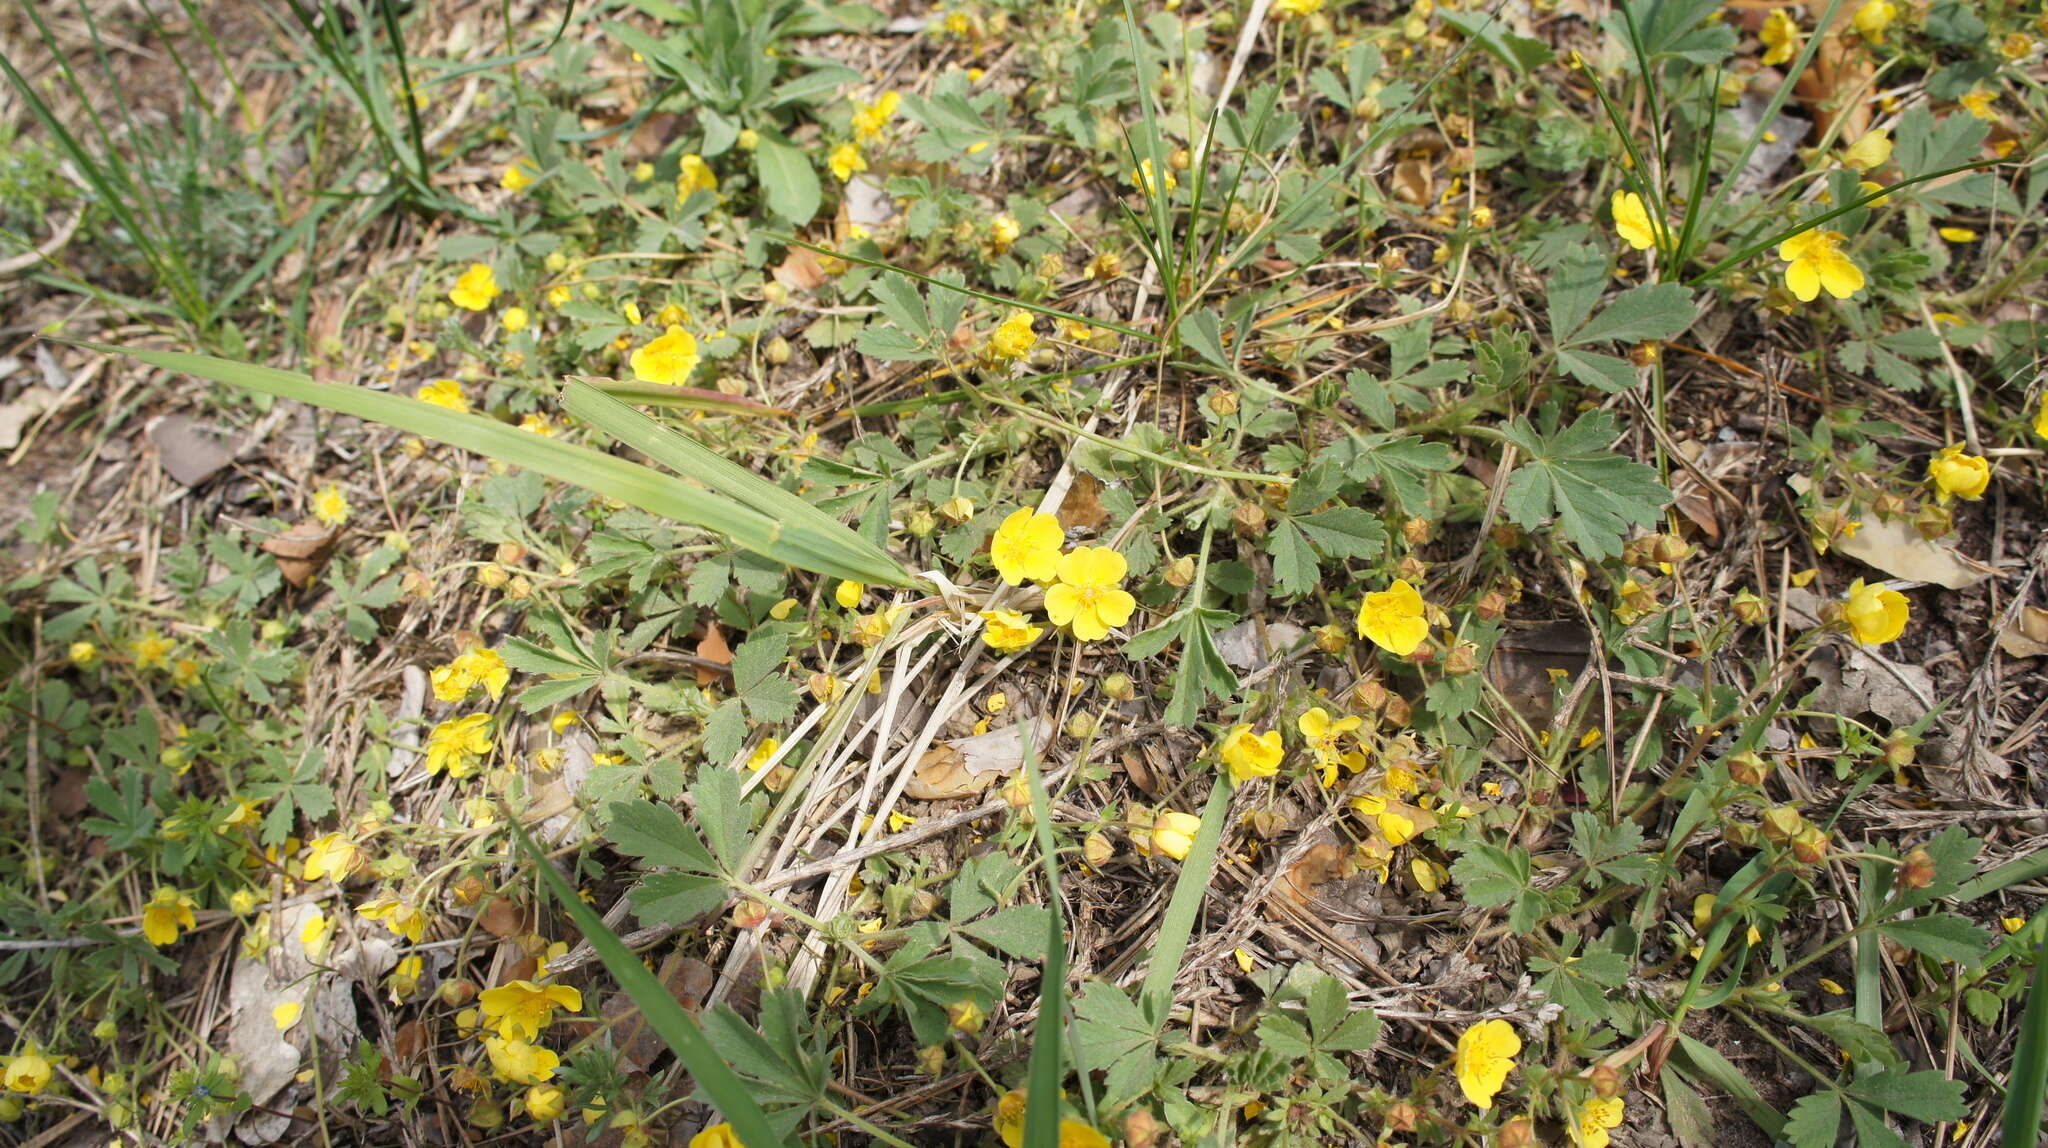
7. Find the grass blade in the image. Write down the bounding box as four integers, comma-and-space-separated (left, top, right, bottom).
1018, 720, 1072, 1147
79, 343, 906, 585
560, 381, 912, 585
2003, 939, 2048, 1147
1138, 781, 1230, 1025
505, 818, 787, 1148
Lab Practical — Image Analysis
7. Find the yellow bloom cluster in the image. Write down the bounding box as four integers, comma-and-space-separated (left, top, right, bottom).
983, 507, 1135, 643
431, 647, 511, 702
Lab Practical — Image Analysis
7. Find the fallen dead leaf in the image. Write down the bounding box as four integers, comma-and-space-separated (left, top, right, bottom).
773, 246, 828, 292
259, 521, 340, 588
0, 388, 61, 451
1058, 472, 1111, 532
1215, 619, 1308, 672
149, 413, 234, 487
1832, 513, 1996, 590
477, 896, 531, 938
598, 953, 715, 1073
1392, 157, 1433, 205
1279, 840, 1356, 908
1805, 643, 1936, 727
1998, 607, 2048, 658
905, 723, 1030, 800
696, 623, 733, 686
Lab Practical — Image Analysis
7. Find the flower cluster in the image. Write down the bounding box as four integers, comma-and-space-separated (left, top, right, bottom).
980, 507, 1136, 645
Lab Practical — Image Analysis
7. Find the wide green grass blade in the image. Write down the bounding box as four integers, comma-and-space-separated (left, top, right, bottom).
505, 818, 787, 1148
81, 343, 905, 585
1018, 721, 1073, 1147
561, 381, 912, 586
1139, 781, 1231, 1025
2004, 938, 2048, 1147
571, 375, 790, 416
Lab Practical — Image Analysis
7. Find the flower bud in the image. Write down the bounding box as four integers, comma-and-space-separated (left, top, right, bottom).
1760, 804, 1806, 846
1124, 1108, 1162, 1148
1724, 820, 1760, 848
761, 282, 789, 305
1498, 1117, 1536, 1148
1384, 1101, 1419, 1133
1314, 624, 1350, 654
737, 128, 760, 150
494, 541, 527, 566
732, 900, 770, 929
1443, 642, 1477, 676
947, 998, 985, 1035
907, 508, 937, 537
1791, 825, 1830, 865
764, 336, 792, 365
1394, 554, 1428, 582
1102, 672, 1135, 701
1232, 501, 1267, 536
1207, 389, 1239, 416
1067, 712, 1097, 739
1728, 750, 1768, 787
1402, 516, 1432, 546
1165, 555, 1197, 587
1590, 1063, 1623, 1099
476, 563, 510, 589
1882, 732, 1918, 768
1002, 775, 1035, 818
1914, 502, 1953, 540
1083, 831, 1115, 867
439, 978, 478, 1007
507, 575, 533, 600
1898, 847, 1936, 889
1475, 590, 1508, 621
1732, 588, 1768, 625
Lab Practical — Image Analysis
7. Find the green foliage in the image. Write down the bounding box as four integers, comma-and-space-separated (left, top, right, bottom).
1500, 409, 1673, 560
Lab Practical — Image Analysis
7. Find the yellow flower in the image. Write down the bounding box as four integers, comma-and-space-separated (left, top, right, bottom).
1760, 10, 1800, 65
980, 608, 1045, 652
273, 999, 303, 1030
1059, 1121, 1110, 1148
1452, 1018, 1521, 1109
990, 214, 1020, 250
450, 263, 501, 311
835, 580, 865, 609
747, 737, 781, 771
1129, 158, 1177, 197
140, 886, 198, 947
1842, 129, 1891, 172
301, 909, 334, 960
678, 155, 718, 200
629, 325, 701, 385
518, 413, 556, 436
1958, 89, 1997, 120
829, 142, 867, 182
229, 887, 261, 915
993, 1089, 1028, 1148
483, 1036, 559, 1084
432, 646, 511, 702
479, 980, 584, 1041
527, 1083, 566, 1122
1857, 179, 1891, 206
1611, 190, 1660, 251
1927, 444, 1989, 502
2036, 393, 2048, 442
500, 163, 534, 192
1853, 0, 1895, 37
426, 714, 494, 779
1570, 1096, 1626, 1148
418, 378, 470, 412
1819, 976, 1847, 994
989, 507, 1065, 585
132, 633, 175, 670
358, 895, 429, 943
2005, 917, 2027, 934
851, 91, 901, 142
1220, 725, 1285, 784
1274, 0, 1324, 16
312, 483, 350, 527
988, 311, 1038, 360
691, 1123, 743, 1148
1148, 810, 1201, 860
1044, 546, 1138, 641
387, 954, 423, 1001
1777, 229, 1865, 301
547, 284, 573, 308
3, 1051, 53, 1095
1298, 707, 1363, 772
69, 640, 97, 666
1356, 579, 1430, 656
1938, 226, 1978, 243
301, 833, 364, 882
502, 306, 530, 334
1843, 578, 1909, 644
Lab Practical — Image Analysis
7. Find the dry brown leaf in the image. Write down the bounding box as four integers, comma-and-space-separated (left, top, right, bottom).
1280, 841, 1356, 907
695, 623, 733, 686
773, 246, 828, 292
1998, 606, 2048, 658
1058, 473, 1111, 531
259, 521, 340, 588
1832, 513, 1996, 590
150, 413, 233, 486
1393, 158, 1433, 205
905, 724, 1029, 800
477, 896, 530, 938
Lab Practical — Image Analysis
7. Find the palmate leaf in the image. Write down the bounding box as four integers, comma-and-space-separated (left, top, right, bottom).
88, 344, 911, 587
1501, 409, 1672, 560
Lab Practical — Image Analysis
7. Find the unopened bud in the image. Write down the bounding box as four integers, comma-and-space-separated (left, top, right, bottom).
1384, 1101, 1419, 1133
1394, 555, 1427, 583
494, 542, 527, 566
507, 574, 533, 600
1443, 642, 1477, 675
1124, 1108, 1163, 1148
1102, 672, 1135, 701
1724, 820, 1760, 848
476, 563, 510, 589
1402, 516, 1431, 546
762, 764, 794, 792
1914, 503, 1953, 540
1164, 555, 1197, 587
1732, 589, 1768, 625
761, 281, 789, 305
1760, 804, 1806, 846
1232, 501, 1267, 536
1083, 831, 1115, 867
1630, 341, 1662, 367
939, 496, 975, 524
1882, 733, 1918, 769
1067, 712, 1097, 739
452, 875, 486, 905
1314, 624, 1349, 654
1791, 825, 1830, 865
1498, 1117, 1536, 1148
1168, 147, 1192, 171
1590, 1063, 1623, 1099
1207, 389, 1239, 416
732, 900, 770, 929
1475, 590, 1508, 621
1653, 534, 1691, 564
1002, 775, 1035, 818
764, 336, 792, 365
908, 508, 938, 537
1728, 750, 1768, 787
1898, 847, 1936, 889
947, 998, 986, 1035
439, 978, 478, 1007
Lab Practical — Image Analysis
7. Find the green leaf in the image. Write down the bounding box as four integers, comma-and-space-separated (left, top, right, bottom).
2001, 935, 2048, 1148
1566, 283, 1697, 346
1875, 915, 1992, 963
1178, 308, 1229, 367
1783, 1091, 1843, 1148
1806, 1009, 1900, 1066
1266, 519, 1320, 599
959, 904, 1052, 962
1557, 348, 1638, 393
1546, 244, 1609, 340
754, 134, 821, 224
1295, 507, 1388, 559
1662, 1073, 1715, 1148
1449, 842, 1531, 908
1501, 410, 1672, 561
1439, 9, 1553, 73
1844, 1069, 1967, 1122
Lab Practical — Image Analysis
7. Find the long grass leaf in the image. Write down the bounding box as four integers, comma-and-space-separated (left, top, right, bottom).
2002, 940, 2048, 1147
1138, 781, 1230, 1024
1019, 721, 1073, 1147
79, 343, 901, 584
505, 818, 787, 1148
560, 382, 912, 585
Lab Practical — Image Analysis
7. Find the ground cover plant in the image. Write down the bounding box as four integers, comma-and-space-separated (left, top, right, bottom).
2, 0, 2047, 1145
